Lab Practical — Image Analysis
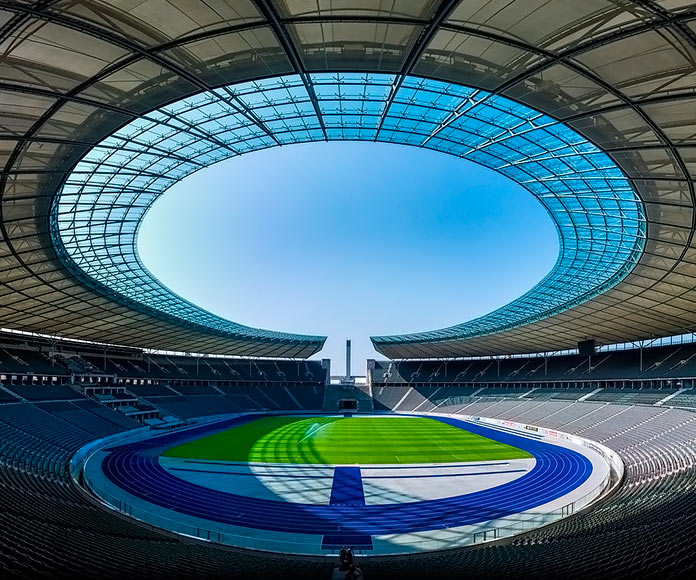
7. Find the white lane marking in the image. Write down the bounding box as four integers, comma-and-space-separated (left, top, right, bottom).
298, 421, 330, 443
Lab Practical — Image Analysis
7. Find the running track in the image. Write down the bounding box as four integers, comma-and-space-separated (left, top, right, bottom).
97, 414, 593, 538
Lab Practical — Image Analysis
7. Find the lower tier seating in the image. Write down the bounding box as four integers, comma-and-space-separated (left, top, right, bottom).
363, 399, 696, 580
0, 387, 694, 579
0, 399, 335, 579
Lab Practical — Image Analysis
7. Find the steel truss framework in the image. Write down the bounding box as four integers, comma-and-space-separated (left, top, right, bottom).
0, 0, 695, 359
53, 73, 645, 351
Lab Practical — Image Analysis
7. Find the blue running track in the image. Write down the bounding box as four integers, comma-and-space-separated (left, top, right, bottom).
323, 466, 372, 548
99, 414, 592, 540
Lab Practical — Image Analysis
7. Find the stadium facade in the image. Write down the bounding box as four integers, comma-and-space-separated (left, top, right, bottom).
1, 0, 694, 359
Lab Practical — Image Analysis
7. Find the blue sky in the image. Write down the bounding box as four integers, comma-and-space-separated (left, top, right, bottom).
138, 141, 558, 375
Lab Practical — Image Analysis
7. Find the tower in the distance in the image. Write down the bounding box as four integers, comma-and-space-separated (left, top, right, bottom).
345, 339, 351, 380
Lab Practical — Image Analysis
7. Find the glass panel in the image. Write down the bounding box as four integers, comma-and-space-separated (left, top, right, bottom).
446, 0, 653, 51
504, 64, 622, 120
53, 73, 646, 347
415, 29, 544, 89
573, 29, 696, 100
159, 28, 293, 87
52, 0, 263, 46
274, 0, 439, 19
0, 20, 129, 94
288, 22, 422, 71
642, 99, 696, 144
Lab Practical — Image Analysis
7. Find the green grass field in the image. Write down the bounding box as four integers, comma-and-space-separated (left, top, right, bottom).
162, 416, 531, 464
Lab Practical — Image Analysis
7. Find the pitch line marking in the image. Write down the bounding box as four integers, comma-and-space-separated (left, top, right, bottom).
298, 421, 330, 443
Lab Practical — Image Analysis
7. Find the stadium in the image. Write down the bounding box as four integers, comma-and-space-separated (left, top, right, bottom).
0, 1, 695, 579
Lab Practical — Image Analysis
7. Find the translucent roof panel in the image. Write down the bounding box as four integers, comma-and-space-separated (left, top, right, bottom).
1, 0, 695, 358
53, 73, 645, 351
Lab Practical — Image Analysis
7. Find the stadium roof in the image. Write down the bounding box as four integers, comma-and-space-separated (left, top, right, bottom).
0, 1, 695, 359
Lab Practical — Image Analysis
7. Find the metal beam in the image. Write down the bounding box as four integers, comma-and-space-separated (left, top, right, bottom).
252, 0, 327, 140
374, 0, 462, 139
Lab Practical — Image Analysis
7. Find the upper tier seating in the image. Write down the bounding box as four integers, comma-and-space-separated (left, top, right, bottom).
0, 388, 18, 403
5, 384, 86, 402
127, 384, 177, 397
370, 343, 696, 386
79, 353, 327, 385
0, 333, 327, 392
139, 384, 326, 419
0, 349, 65, 375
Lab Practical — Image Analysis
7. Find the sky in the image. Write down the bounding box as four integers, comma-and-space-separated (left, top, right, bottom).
138, 141, 558, 375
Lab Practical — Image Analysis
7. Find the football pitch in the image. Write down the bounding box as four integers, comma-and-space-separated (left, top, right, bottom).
162, 416, 531, 464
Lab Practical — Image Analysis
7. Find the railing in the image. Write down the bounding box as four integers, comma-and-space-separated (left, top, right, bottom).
455, 413, 625, 483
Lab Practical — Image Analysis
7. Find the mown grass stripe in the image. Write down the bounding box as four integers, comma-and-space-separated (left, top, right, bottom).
162, 416, 531, 464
